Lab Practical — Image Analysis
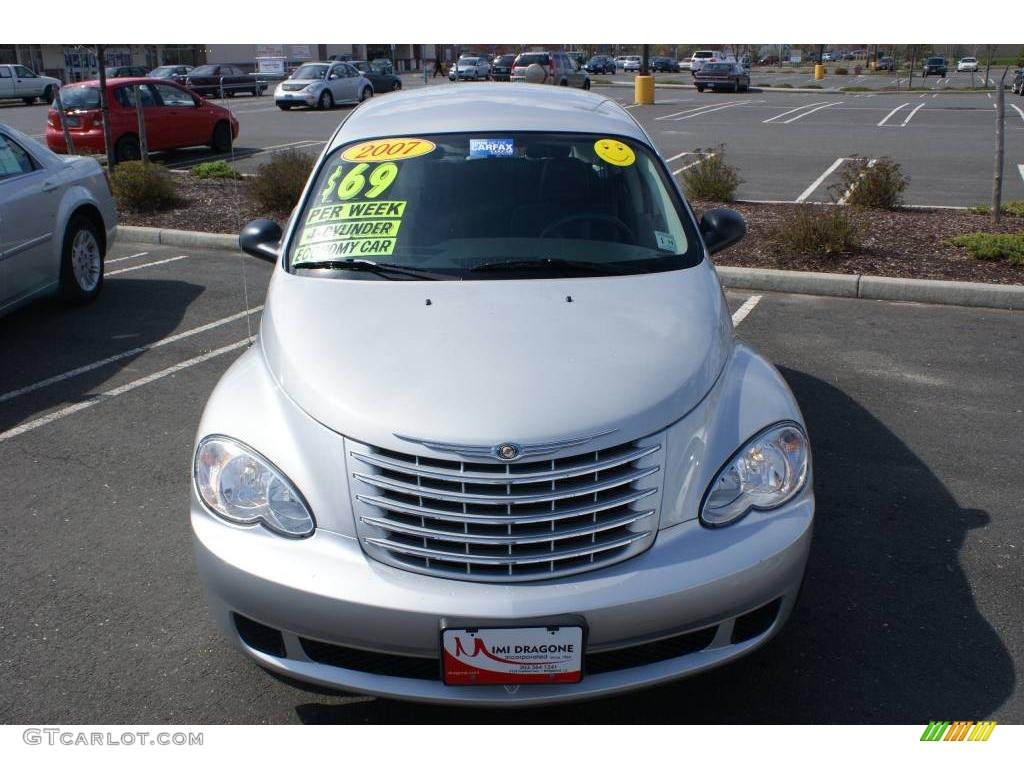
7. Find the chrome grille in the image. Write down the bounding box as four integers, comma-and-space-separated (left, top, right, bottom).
347, 435, 663, 582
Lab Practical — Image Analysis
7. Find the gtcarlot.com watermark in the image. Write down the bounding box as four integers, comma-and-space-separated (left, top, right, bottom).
23, 728, 203, 746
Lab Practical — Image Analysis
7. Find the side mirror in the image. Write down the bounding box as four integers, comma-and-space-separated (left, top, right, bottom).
239, 219, 283, 263
699, 208, 747, 255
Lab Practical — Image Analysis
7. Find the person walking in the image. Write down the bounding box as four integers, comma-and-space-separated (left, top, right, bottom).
432, 58, 445, 78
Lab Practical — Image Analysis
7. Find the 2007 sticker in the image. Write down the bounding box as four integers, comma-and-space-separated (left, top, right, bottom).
341, 138, 436, 163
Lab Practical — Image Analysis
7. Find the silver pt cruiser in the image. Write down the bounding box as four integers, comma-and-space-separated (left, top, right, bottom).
192, 85, 814, 706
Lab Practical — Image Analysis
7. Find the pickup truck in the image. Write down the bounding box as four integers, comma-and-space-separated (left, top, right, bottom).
0, 64, 62, 105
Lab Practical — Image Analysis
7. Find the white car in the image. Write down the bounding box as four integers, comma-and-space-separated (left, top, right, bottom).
623, 57, 641, 72
690, 50, 728, 73
957, 57, 979, 73
449, 57, 491, 81
275, 62, 373, 111
0, 64, 62, 105
0, 124, 116, 317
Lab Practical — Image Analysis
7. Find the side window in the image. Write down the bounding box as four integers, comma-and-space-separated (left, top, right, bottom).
0, 67, 10, 79
0, 135, 38, 180
14, 65, 36, 78
329, 65, 344, 79
116, 85, 158, 108
345, 64, 360, 78
153, 83, 195, 107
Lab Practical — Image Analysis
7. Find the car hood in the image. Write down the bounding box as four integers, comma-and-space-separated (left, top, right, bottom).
280, 79, 323, 87
259, 262, 732, 452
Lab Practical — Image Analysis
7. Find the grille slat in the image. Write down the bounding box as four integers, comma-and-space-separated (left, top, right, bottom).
361, 509, 656, 545
349, 436, 663, 582
365, 530, 651, 566
352, 465, 658, 505
350, 445, 660, 485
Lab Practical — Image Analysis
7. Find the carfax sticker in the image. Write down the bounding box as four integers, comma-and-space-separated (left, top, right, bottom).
469, 138, 514, 158
594, 138, 635, 167
341, 138, 436, 163
655, 230, 676, 252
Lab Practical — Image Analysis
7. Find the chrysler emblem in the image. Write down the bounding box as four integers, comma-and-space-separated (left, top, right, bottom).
495, 443, 520, 461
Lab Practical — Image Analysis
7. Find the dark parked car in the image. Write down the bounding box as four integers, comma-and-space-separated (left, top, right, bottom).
650, 56, 680, 73
490, 53, 517, 81
922, 56, 947, 77
185, 64, 266, 97
351, 61, 401, 93
148, 65, 193, 85
694, 62, 750, 93
876, 56, 895, 71
1013, 69, 1024, 95
105, 66, 150, 78
584, 55, 616, 74
757, 54, 779, 66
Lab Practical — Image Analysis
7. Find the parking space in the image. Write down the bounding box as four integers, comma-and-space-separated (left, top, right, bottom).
627, 87, 1024, 206
0, 241, 1021, 723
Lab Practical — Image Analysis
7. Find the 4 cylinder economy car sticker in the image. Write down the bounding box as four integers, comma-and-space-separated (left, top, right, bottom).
294, 138, 435, 264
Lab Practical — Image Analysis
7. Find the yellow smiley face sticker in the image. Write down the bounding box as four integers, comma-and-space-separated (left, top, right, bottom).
594, 138, 635, 167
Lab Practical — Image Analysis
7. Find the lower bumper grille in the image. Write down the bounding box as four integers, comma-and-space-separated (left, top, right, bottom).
347, 434, 664, 582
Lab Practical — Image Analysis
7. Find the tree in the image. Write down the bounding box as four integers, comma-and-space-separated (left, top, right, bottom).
983, 44, 997, 89
992, 67, 1010, 224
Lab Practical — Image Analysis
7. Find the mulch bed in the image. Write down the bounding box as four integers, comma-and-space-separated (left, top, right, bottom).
118, 177, 1024, 286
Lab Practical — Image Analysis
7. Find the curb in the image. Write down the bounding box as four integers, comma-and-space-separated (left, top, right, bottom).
117, 225, 238, 252
115, 226, 1024, 311
715, 267, 1024, 311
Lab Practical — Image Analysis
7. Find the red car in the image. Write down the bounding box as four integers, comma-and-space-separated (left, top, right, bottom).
46, 77, 240, 162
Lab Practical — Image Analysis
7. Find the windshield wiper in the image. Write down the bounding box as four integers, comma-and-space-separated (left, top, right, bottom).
293, 259, 443, 280
470, 258, 637, 276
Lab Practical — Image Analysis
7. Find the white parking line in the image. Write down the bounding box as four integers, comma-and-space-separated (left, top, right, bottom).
877, 102, 910, 126
664, 150, 692, 163
781, 101, 843, 124
107, 255, 190, 276
1011, 104, 1024, 123
731, 295, 761, 326
901, 102, 926, 126
763, 102, 826, 124
1019, 164, 1024, 184
795, 157, 846, 203
655, 100, 744, 120
0, 338, 254, 443
838, 158, 877, 204
669, 101, 750, 121
0, 307, 264, 404
105, 251, 149, 265
672, 153, 715, 176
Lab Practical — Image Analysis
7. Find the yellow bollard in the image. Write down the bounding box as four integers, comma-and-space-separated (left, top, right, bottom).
814, 64, 825, 80
634, 74, 654, 105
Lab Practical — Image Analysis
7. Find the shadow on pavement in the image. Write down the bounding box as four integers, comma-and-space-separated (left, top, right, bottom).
0, 279, 203, 432
291, 366, 1013, 724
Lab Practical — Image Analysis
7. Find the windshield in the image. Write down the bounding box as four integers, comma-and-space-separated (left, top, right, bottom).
495, 55, 516, 65
458, 58, 479, 66
287, 132, 701, 280
150, 66, 176, 76
516, 54, 549, 67
292, 64, 328, 80
693, 51, 713, 58
59, 85, 101, 109
704, 63, 732, 72
190, 65, 217, 77
927, 58, 944, 64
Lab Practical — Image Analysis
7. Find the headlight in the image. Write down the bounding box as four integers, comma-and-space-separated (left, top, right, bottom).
700, 423, 809, 528
193, 436, 314, 537
304, 83, 320, 91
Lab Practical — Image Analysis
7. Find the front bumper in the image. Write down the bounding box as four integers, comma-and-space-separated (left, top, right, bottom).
275, 92, 317, 106
192, 485, 813, 706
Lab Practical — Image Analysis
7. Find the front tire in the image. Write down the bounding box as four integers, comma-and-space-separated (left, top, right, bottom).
317, 90, 334, 110
22, 97, 35, 105
360, 86, 372, 102
278, 103, 292, 110
583, 79, 591, 91
696, 84, 705, 92
211, 121, 232, 153
393, 79, 402, 91
59, 214, 104, 305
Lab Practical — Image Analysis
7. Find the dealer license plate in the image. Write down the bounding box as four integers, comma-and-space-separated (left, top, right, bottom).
442, 626, 583, 686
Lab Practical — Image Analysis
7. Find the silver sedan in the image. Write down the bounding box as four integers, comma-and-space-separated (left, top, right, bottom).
274, 62, 373, 111
0, 124, 117, 318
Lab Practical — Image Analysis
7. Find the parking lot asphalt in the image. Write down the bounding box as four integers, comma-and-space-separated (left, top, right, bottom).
1, 242, 1021, 724
6, 79, 1021, 207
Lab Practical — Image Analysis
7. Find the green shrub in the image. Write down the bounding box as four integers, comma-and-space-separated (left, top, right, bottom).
249, 149, 315, 213
948, 233, 1024, 264
755, 82, 771, 87
1003, 200, 1024, 217
834, 67, 849, 75
110, 161, 182, 212
769, 204, 861, 256
191, 159, 241, 179
678, 146, 742, 202
837, 156, 907, 210
776, 82, 793, 88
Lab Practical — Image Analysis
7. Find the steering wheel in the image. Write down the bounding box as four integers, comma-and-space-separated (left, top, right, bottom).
539, 212, 635, 242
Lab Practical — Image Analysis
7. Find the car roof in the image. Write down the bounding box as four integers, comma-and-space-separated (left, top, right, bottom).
331, 84, 648, 148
